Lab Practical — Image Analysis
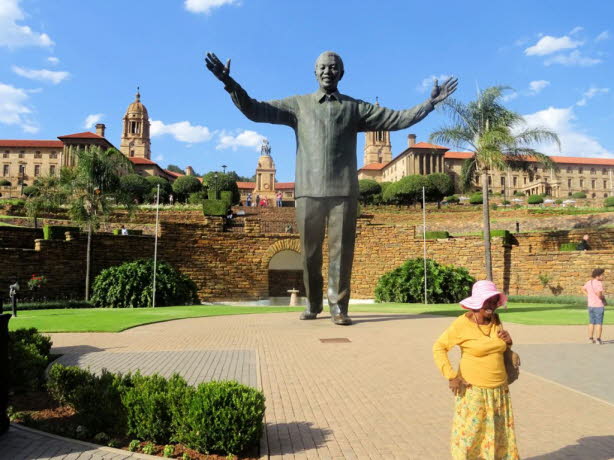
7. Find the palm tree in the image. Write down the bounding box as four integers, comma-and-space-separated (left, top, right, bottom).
430, 86, 560, 280
62, 146, 133, 300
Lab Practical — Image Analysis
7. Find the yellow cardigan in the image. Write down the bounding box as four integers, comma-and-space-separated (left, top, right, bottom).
433, 313, 508, 388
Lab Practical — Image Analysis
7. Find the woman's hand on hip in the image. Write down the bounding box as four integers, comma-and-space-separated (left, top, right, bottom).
449, 376, 471, 396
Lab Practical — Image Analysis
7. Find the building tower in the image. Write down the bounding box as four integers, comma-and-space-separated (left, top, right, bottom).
363, 98, 392, 166
254, 139, 276, 200
120, 88, 151, 160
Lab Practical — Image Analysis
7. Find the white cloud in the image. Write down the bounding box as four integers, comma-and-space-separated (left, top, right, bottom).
83, 113, 104, 129
47, 56, 59, 65
184, 0, 237, 14
569, 26, 584, 36
523, 106, 611, 157
150, 120, 213, 143
0, 0, 53, 48
216, 130, 265, 151
417, 74, 451, 93
528, 80, 550, 94
12, 66, 70, 84
502, 92, 518, 102
524, 35, 582, 56
0, 81, 38, 132
595, 30, 610, 42
576, 87, 609, 107
154, 154, 164, 162
544, 50, 602, 67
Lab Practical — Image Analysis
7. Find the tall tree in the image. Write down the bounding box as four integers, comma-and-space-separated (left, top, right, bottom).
430, 86, 560, 280
62, 147, 133, 300
166, 164, 185, 175
24, 176, 67, 228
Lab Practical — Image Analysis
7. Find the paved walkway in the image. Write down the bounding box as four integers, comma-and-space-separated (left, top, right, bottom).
2, 311, 614, 459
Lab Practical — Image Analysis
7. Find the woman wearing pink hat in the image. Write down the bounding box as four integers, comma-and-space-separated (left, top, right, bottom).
433, 280, 518, 460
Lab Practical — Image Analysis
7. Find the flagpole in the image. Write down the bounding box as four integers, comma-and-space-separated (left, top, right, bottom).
423, 186, 427, 304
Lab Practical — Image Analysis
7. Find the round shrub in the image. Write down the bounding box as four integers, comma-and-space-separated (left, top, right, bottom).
91, 259, 198, 308
0, 179, 11, 186
358, 179, 381, 205
444, 195, 459, 204
145, 176, 172, 203
555, 199, 563, 205
604, 196, 614, 207
502, 200, 511, 205
572, 191, 587, 199
513, 191, 524, 196
8, 328, 52, 392
527, 195, 544, 205
172, 176, 202, 202
469, 192, 483, 205
187, 191, 207, 205
22, 185, 39, 197
120, 174, 150, 203
374, 258, 475, 303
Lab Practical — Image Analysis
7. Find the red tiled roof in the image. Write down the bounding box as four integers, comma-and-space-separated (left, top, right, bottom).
237, 181, 256, 189
275, 182, 295, 189
129, 157, 156, 165
411, 142, 448, 150
359, 163, 387, 171
444, 151, 614, 166
0, 140, 63, 148
58, 131, 103, 139
163, 169, 183, 178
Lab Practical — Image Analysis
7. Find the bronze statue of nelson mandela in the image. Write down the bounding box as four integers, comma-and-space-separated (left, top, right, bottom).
205, 51, 457, 325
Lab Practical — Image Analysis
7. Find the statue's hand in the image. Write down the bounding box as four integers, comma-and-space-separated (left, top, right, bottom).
205, 52, 231, 85
430, 77, 458, 106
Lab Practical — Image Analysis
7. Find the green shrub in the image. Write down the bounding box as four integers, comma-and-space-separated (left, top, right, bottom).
47, 364, 130, 435
502, 200, 511, 205
172, 176, 202, 202
187, 191, 207, 205
145, 176, 172, 203
444, 195, 459, 204
43, 225, 80, 240
142, 442, 155, 455
469, 192, 483, 204
202, 199, 230, 217
8, 328, 52, 392
528, 195, 544, 205
220, 190, 233, 205
555, 199, 563, 205
47, 364, 92, 405
374, 258, 475, 304
559, 242, 578, 251
0, 179, 11, 186
112, 228, 143, 236
22, 185, 39, 197
122, 373, 190, 444
120, 174, 150, 203
572, 191, 587, 199
201, 172, 240, 205
358, 179, 382, 205
173, 381, 266, 455
423, 231, 450, 239
605, 196, 614, 207
91, 259, 198, 308
513, 191, 524, 196
490, 203, 498, 210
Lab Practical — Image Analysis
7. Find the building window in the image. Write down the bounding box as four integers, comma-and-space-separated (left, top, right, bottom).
34, 165, 40, 177
513, 176, 517, 186
34, 151, 42, 159
579, 167, 583, 174
50, 152, 58, 159
602, 168, 607, 175
592, 179, 595, 189
604, 180, 607, 189
2, 151, 8, 158
18, 151, 25, 159
50, 165, 56, 176
130, 150, 135, 157
2, 165, 8, 176
590, 168, 596, 175
488, 175, 492, 185
568, 178, 572, 188
524, 177, 527, 185
18, 164, 25, 175
580, 179, 584, 188
566, 167, 572, 173
500, 177, 505, 186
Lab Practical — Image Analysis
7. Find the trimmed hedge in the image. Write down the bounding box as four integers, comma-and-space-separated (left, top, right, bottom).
220, 190, 233, 205
423, 231, 450, 239
112, 228, 143, 236
559, 243, 578, 251
444, 195, 459, 204
203, 199, 230, 216
8, 328, 52, 393
0, 179, 11, 186
481, 230, 512, 244
43, 225, 80, 240
572, 191, 587, 199
527, 195, 544, 205
469, 192, 483, 204
605, 196, 614, 207
47, 365, 265, 455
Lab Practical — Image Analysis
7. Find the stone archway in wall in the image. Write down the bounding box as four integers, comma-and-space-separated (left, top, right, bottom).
263, 240, 305, 297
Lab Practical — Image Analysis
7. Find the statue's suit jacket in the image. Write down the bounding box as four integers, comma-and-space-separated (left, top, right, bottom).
224, 80, 435, 198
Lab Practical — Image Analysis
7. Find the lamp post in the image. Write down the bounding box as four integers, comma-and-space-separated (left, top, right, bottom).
214, 172, 218, 200
221, 164, 227, 174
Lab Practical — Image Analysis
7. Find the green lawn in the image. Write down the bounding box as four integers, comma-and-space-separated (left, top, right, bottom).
6, 301, 606, 333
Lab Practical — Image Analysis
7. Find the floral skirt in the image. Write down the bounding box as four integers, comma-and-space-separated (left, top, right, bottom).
451, 384, 519, 460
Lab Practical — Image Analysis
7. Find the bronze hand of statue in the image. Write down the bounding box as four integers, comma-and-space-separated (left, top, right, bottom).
205, 52, 232, 85
430, 77, 458, 106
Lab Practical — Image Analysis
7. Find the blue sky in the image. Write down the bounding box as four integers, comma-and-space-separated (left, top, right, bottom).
0, 0, 612, 181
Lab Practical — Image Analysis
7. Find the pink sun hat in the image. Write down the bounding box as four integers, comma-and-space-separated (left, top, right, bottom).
460, 280, 508, 311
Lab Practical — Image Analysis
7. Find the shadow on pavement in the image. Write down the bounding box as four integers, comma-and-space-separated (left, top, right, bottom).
352, 313, 442, 324
266, 421, 332, 455
525, 436, 614, 460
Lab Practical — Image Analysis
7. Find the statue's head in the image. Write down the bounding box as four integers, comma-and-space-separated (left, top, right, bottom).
314, 51, 344, 93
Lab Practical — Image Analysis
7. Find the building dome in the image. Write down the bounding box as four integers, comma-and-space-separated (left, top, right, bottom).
126, 89, 149, 117
258, 154, 274, 169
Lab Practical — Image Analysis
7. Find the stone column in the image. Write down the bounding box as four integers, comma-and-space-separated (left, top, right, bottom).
0, 314, 10, 435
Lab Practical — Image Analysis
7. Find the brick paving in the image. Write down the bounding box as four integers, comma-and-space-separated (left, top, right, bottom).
2, 311, 614, 459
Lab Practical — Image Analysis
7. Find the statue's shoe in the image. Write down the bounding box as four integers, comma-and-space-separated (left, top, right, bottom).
299, 307, 322, 320
331, 314, 352, 326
